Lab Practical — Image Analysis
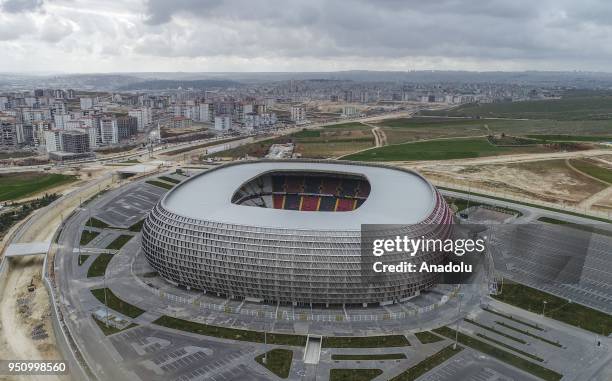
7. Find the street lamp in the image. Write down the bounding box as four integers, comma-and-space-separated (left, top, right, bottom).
542, 300, 547, 316
453, 290, 464, 350
104, 273, 109, 328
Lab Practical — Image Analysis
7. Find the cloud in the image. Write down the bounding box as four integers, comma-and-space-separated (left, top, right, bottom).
1, 0, 43, 13
39, 17, 74, 42
2, 0, 612, 72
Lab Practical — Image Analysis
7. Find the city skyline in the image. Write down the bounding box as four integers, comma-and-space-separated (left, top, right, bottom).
3, 0, 612, 73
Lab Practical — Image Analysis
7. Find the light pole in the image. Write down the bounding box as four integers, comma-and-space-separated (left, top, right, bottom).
104, 273, 109, 328
542, 300, 547, 316
453, 290, 463, 350
263, 321, 268, 364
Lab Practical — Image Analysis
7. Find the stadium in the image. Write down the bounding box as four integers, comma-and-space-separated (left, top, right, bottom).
141, 160, 454, 306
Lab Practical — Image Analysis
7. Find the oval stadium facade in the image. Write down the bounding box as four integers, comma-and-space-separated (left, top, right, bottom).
142, 160, 454, 306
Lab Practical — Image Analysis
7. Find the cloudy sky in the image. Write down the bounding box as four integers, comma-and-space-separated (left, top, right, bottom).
1, 0, 612, 73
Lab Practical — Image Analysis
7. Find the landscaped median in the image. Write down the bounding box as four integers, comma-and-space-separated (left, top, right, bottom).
331, 353, 406, 361
86, 254, 113, 277
433, 326, 562, 381
389, 344, 463, 381
158, 176, 181, 184
464, 318, 527, 344
322, 335, 410, 348
414, 331, 443, 344
152, 315, 306, 346
91, 288, 145, 318
79, 230, 99, 245
255, 349, 293, 379
92, 315, 138, 336
152, 315, 416, 349
145, 180, 175, 190
105, 234, 133, 250
482, 307, 544, 331
495, 321, 562, 347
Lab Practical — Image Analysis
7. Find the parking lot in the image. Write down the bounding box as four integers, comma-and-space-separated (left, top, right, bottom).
489, 223, 612, 314
418, 349, 540, 381
110, 326, 271, 381
95, 182, 167, 228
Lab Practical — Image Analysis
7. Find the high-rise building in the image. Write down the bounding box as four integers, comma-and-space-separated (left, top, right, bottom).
61, 130, 90, 153
359, 91, 368, 103
343, 90, 354, 103
117, 116, 138, 139
172, 116, 192, 129
198, 103, 213, 122
99, 117, 119, 144
128, 108, 151, 132
290, 105, 306, 123
44, 130, 62, 152
0, 121, 17, 148
235, 103, 253, 122
214, 115, 232, 131
54, 113, 71, 130
342, 105, 358, 117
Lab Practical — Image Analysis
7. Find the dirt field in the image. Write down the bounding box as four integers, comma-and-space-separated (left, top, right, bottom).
416, 158, 609, 207
0, 257, 68, 381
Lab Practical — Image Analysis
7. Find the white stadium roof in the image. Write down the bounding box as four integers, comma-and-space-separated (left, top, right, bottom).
162, 161, 436, 230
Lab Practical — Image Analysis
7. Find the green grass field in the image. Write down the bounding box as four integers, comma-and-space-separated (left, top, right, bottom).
325, 122, 371, 130
493, 281, 612, 335
79, 230, 99, 245
87, 254, 113, 277
153, 315, 306, 346
527, 134, 612, 142
433, 327, 562, 381
379, 117, 488, 129
422, 92, 612, 120
322, 335, 410, 348
342, 138, 522, 161
390, 345, 463, 381
0, 172, 76, 201
255, 349, 293, 379
90, 288, 145, 318
329, 369, 382, 381
210, 124, 373, 159
570, 159, 612, 184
